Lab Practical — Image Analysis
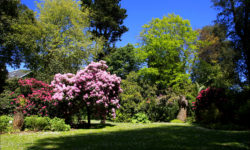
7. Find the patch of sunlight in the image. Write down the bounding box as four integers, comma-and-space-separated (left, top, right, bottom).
214, 142, 248, 149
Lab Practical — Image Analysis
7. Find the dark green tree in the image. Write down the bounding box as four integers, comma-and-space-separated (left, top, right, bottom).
105, 44, 140, 79
192, 24, 239, 88
81, 0, 128, 60
212, 0, 250, 82
0, 0, 35, 92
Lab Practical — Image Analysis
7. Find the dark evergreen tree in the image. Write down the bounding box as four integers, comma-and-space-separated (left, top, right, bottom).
105, 44, 140, 79
212, 0, 250, 82
81, 0, 128, 60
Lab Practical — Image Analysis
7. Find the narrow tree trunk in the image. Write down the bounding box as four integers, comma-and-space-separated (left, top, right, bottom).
100, 115, 106, 124
177, 96, 188, 122
87, 106, 91, 128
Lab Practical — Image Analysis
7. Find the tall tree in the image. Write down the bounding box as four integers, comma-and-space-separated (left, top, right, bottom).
192, 24, 239, 88
81, 0, 128, 60
212, 0, 250, 82
13, 0, 103, 81
138, 14, 198, 93
105, 44, 140, 79
0, 0, 35, 92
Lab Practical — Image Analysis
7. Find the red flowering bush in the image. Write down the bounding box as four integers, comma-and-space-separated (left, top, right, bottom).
12, 78, 54, 116
193, 87, 227, 123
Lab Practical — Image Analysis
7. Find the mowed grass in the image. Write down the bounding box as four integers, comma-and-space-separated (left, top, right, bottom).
1, 122, 249, 150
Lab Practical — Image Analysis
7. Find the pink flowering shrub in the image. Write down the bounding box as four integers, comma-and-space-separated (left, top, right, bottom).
192, 87, 227, 123
12, 78, 53, 116
51, 60, 122, 125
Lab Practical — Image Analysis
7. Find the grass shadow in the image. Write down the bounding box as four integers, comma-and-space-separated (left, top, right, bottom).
71, 122, 115, 129
25, 124, 250, 150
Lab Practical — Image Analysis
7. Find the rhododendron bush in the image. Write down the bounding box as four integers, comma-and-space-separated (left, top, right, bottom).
192, 87, 228, 123
12, 78, 53, 116
51, 60, 122, 126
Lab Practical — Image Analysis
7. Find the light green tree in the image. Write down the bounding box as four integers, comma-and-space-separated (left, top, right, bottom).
8, 0, 103, 81
34, 0, 103, 81
137, 14, 198, 93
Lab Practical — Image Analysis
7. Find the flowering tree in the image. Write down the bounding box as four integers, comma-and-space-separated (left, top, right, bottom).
12, 78, 53, 116
51, 60, 122, 126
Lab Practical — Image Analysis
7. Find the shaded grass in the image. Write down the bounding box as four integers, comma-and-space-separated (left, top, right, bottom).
1, 122, 249, 150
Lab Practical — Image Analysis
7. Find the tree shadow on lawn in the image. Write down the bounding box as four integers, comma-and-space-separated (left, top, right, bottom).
71, 122, 115, 129
26, 125, 250, 150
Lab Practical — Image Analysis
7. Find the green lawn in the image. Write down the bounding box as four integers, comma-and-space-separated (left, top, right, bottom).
1, 122, 249, 150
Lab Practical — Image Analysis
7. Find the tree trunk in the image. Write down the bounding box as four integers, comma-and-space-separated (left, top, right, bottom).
87, 106, 91, 128
100, 114, 106, 124
177, 95, 188, 122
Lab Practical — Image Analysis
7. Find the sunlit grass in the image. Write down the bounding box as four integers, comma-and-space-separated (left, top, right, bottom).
1, 122, 249, 150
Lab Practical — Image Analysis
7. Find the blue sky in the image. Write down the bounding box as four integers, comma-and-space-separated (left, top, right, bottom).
8, 0, 218, 72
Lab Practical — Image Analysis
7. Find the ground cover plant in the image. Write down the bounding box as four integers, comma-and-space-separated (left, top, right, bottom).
1, 122, 249, 150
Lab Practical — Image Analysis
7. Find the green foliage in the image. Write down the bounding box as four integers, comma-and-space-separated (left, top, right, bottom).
236, 99, 250, 127
0, 78, 21, 115
117, 72, 144, 122
138, 14, 198, 91
131, 113, 150, 123
24, 116, 70, 131
0, 115, 13, 133
192, 24, 238, 88
145, 93, 179, 122
81, 0, 128, 59
113, 109, 131, 122
28, 0, 103, 81
170, 119, 184, 123
105, 44, 140, 79
0, 90, 16, 115
0, 0, 35, 91
212, 0, 250, 82
50, 117, 70, 131
24, 116, 50, 131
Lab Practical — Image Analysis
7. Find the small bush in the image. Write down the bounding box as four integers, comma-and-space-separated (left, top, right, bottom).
0, 115, 14, 133
24, 116, 50, 131
131, 113, 150, 123
113, 109, 132, 123
50, 117, 70, 131
24, 116, 70, 131
170, 119, 184, 123
186, 116, 196, 124
237, 99, 250, 127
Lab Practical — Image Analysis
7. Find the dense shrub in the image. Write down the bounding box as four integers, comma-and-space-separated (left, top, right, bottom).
116, 72, 144, 122
0, 79, 21, 115
0, 90, 16, 115
24, 116, 50, 131
236, 99, 250, 127
145, 94, 179, 122
0, 115, 13, 133
193, 87, 228, 124
131, 113, 150, 123
50, 117, 70, 131
24, 116, 70, 131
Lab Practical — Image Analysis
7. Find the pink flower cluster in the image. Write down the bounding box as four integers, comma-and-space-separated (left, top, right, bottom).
51, 60, 122, 118
13, 78, 53, 116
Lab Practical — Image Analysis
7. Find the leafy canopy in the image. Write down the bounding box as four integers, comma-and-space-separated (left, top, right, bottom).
138, 14, 198, 93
